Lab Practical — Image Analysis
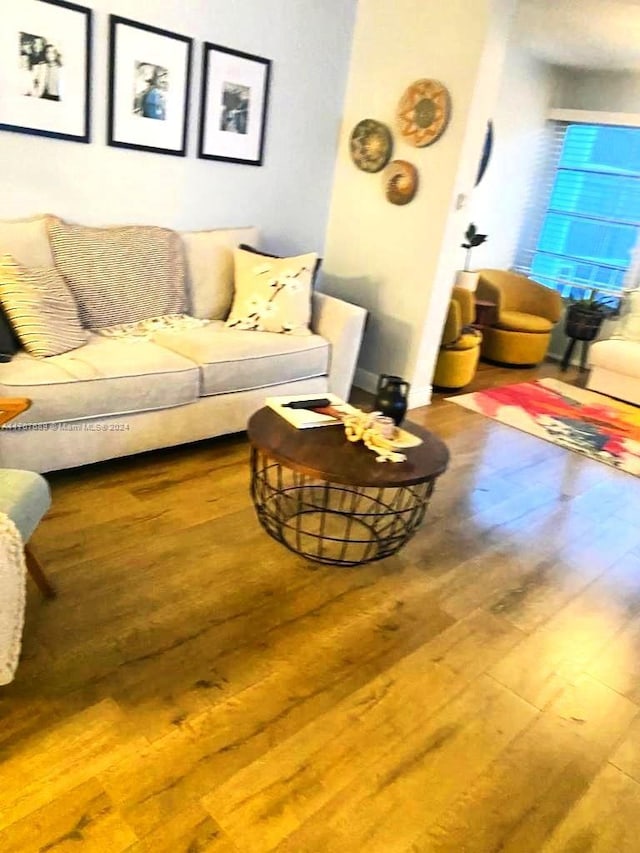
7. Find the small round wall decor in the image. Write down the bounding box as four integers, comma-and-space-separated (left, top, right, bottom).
350, 119, 393, 173
396, 79, 451, 147
384, 160, 418, 205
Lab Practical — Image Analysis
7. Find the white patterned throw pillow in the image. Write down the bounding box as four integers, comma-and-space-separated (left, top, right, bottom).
0, 254, 88, 357
226, 248, 317, 335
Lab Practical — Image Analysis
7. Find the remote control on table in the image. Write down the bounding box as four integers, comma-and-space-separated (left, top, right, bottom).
282, 398, 332, 410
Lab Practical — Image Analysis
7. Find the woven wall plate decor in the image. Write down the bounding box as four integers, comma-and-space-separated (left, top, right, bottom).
350, 119, 393, 173
384, 160, 418, 205
396, 79, 451, 147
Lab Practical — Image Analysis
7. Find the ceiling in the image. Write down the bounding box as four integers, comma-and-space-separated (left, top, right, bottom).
516, 0, 640, 70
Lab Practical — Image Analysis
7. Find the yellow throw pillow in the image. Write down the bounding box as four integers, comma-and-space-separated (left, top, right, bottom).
226, 248, 317, 335
0, 254, 87, 357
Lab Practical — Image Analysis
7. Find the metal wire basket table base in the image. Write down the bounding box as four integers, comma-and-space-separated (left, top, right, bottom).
250, 449, 437, 566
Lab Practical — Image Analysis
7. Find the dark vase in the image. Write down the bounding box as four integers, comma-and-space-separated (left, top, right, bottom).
374, 374, 410, 426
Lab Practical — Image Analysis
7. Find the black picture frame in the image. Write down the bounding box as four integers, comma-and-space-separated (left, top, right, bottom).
108, 15, 193, 157
0, 0, 92, 144
198, 42, 271, 166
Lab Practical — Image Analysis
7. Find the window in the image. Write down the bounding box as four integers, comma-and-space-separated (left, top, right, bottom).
515, 122, 640, 299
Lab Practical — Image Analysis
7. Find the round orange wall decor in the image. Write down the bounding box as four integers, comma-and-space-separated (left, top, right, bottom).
384, 160, 418, 205
396, 79, 451, 147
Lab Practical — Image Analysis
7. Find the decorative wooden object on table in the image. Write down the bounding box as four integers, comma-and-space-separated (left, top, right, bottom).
247, 406, 449, 566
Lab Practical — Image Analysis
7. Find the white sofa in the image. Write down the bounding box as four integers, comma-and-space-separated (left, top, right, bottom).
0, 217, 366, 473
587, 289, 640, 406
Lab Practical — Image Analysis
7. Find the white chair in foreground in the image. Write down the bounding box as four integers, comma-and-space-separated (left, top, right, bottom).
0, 469, 53, 685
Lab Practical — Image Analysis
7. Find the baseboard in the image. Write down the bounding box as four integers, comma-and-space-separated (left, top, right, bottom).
354, 367, 378, 394
353, 369, 432, 410
353, 367, 433, 409
547, 351, 585, 370
408, 385, 432, 409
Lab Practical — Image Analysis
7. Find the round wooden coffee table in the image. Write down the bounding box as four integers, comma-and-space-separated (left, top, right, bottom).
247, 407, 449, 566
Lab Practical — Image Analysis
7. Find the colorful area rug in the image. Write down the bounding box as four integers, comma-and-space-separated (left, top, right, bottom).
448, 378, 640, 476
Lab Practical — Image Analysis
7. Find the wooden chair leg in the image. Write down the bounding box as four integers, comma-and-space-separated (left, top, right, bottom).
24, 546, 56, 599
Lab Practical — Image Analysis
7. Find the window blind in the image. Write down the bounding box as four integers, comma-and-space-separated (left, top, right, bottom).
514, 121, 640, 298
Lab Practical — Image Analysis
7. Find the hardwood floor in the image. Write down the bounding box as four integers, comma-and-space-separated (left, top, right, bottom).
3, 360, 640, 851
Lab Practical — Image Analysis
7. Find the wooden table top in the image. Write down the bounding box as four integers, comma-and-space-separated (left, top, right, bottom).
0, 397, 31, 427
247, 407, 450, 488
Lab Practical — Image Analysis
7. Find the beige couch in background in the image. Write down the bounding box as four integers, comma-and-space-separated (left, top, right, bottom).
0, 216, 366, 473
587, 288, 640, 406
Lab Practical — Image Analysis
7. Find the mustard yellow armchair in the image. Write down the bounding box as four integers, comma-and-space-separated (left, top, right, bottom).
433, 287, 482, 390
476, 269, 562, 366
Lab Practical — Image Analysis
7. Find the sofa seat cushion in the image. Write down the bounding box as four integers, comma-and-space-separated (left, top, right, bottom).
496, 311, 553, 334
0, 336, 200, 425
153, 322, 329, 395
589, 339, 640, 378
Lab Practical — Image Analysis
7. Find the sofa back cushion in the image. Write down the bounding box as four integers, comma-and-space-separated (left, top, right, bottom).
0, 215, 55, 267
617, 289, 640, 341
0, 254, 88, 357
180, 226, 258, 319
48, 219, 186, 329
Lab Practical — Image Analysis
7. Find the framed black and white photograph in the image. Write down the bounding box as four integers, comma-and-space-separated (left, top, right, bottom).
108, 15, 193, 157
0, 0, 91, 143
198, 43, 271, 166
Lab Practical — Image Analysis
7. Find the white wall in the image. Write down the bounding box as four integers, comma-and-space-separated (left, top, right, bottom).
467, 44, 555, 269
321, 0, 516, 406
551, 67, 640, 112
1, 0, 356, 255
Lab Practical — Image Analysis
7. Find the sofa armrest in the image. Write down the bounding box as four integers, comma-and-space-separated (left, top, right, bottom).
311, 292, 367, 401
